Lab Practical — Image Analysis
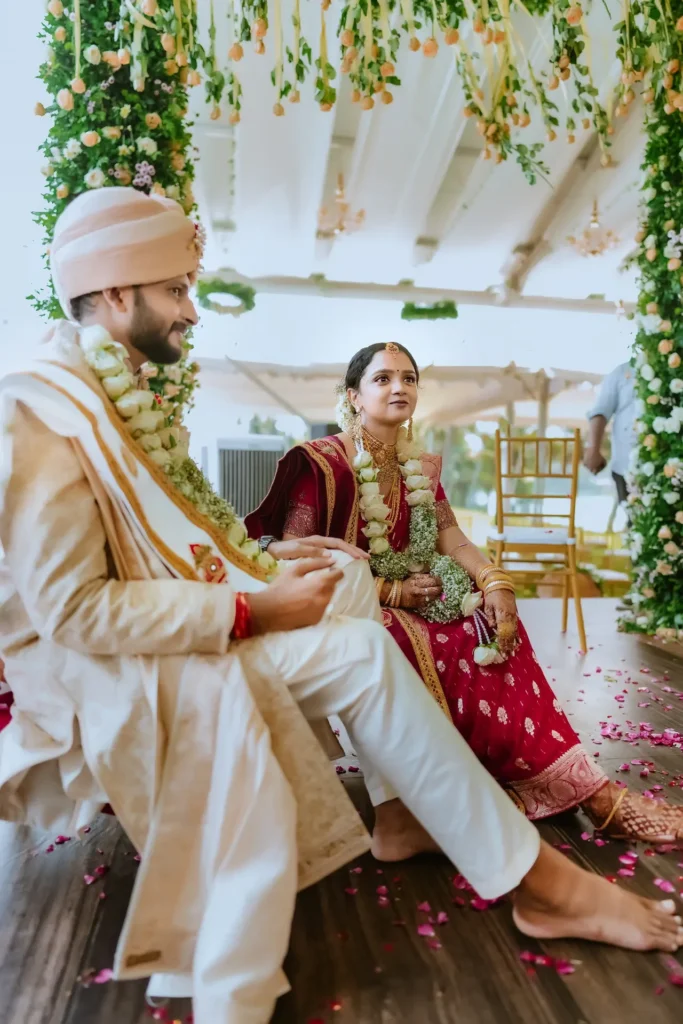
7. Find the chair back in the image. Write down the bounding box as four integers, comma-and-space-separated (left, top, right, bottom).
493, 429, 581, 540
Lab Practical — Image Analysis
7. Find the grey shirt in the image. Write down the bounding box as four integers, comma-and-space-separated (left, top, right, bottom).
587, 362, 637, 477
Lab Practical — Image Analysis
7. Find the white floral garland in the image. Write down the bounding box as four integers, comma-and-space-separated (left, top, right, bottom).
80, 324, 278, 575
349, 425, 485, 641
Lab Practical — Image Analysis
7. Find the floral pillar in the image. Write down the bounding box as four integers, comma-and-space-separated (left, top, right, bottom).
33, 0, 200, 416
627, 17, 683, 639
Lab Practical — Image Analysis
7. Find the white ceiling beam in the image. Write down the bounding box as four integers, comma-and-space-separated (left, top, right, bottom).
204, 268, 634, 315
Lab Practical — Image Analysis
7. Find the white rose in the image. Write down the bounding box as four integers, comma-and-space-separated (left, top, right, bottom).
360, 482, 380, 497
84, 45, 102, 65
474, 646, 498, 666
87, 348, 126, 377
114, 392, 145, 418
128, 409, 164, 435
644, 234, 657, 249
165, 366, 183, 383
157, 427, 179, 449
362, 521, 388, 538
639, 363, 655, 381
641, 462, 656, 477
670, 378, 683, 394
663, 492, 679, 504
666, 417, 682, 433
401, 459, 423, 476
353, 451, 373, 470
648, 377, 662, 392
84, 168, 106, 189
138, 433, 162, 452
241, 540, 260, 559
64, 139, 82, 159
405, 474, 431, 491
148, 448, 171, 468
406, 489, 435, 507
137, 136, 158, 156
653, 416, 668, 433
116, 390, 155, 417
369, 537, 390, 555
359, 467, 376, 483
641, 493, 653, 507
101, 371, 134, 400
80, 324, 116, 353
227, 521, 247, 547
257, 551, 277, 572
363, 502, 390, 521
636, 614, 650, 627
461, 591, 483, 616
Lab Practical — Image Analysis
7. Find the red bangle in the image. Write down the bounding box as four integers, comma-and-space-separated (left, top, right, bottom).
231, 592, 253, 641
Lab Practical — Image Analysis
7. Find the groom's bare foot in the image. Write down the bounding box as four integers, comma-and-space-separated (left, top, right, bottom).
371, 798, 441, 862
514, 841, 683, 952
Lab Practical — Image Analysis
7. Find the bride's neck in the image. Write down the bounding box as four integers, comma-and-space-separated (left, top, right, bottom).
361, 418, 399, 445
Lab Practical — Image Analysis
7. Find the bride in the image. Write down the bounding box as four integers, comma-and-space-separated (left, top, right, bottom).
247, 341, 683, 855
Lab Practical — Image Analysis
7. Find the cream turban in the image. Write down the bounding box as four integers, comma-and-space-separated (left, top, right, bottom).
50, 187, 201, 318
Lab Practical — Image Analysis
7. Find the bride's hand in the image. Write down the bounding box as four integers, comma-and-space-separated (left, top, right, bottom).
400, 573, 442, 610
483, 590, 519, 658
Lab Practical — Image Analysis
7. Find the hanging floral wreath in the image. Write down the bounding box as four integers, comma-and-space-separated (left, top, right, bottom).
196, 278, 257, 316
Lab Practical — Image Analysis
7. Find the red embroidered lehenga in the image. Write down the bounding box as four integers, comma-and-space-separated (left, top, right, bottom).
246, 435, 609, 820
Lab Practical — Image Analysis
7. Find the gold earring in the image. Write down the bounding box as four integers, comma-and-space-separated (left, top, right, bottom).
407, 416, 414, 442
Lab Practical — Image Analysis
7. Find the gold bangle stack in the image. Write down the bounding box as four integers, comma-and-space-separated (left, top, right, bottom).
387, 580, 403, 608
476, 564, 515, 597
375, 576, 386, 601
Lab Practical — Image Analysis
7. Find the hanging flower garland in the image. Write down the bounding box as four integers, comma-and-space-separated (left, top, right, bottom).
620, 4, 683, 640
401, 300, 458, 321
80, 323, 278, 574
32, 0, 201, 419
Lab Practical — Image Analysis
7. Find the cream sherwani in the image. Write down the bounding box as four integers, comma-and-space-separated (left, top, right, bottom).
0, 324, 538, 1024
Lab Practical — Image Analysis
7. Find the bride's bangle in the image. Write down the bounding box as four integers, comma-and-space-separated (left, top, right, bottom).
477, 564, 512, 589
375, 576, 386, 600
483, 581, 516, 597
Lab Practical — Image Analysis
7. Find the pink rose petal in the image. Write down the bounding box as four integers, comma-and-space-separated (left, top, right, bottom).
417, 923, 436, 937
654, 878, 676, 893
417, 901, 432, 913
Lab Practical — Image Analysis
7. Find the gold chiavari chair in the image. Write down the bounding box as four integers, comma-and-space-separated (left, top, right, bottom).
487, 428, 587, 653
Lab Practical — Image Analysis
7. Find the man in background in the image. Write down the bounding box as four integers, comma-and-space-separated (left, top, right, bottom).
583, 361, 637, 506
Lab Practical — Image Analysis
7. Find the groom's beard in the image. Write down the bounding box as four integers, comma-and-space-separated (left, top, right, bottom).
130, 291, 186, 366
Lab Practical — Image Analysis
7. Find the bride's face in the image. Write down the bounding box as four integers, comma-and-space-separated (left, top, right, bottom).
350, 350, 419, 429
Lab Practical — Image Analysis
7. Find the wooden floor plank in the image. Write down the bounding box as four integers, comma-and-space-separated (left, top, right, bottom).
1, 599, 682, 1023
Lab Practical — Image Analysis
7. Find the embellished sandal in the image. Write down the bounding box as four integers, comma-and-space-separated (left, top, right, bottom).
589, 787, 683, 844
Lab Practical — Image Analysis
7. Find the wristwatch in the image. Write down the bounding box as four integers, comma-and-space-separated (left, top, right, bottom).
258, 535, 276, 552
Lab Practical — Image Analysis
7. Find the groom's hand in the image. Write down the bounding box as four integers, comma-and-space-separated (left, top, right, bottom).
268, 536, 369, 561
247, 558, 345, 635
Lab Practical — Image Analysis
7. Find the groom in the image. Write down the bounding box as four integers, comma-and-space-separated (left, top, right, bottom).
0, 188, 679, 1024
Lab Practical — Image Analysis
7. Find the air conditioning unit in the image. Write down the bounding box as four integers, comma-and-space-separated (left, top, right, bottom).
217, 435, 286, 518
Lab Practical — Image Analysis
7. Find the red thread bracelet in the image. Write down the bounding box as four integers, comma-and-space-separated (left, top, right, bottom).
231, 593, 253, 640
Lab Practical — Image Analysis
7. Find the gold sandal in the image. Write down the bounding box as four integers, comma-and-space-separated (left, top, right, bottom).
593, 788, 683, 844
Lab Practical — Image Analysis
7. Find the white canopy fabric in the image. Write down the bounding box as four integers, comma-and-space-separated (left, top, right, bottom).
197, 357, 602, 428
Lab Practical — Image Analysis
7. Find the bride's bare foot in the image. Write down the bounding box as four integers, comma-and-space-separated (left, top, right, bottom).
583, 782, 683, 844
371, 799, 441, 862
514, 840, 683, 952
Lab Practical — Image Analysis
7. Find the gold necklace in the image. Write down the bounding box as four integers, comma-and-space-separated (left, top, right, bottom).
361, 427, 401, 532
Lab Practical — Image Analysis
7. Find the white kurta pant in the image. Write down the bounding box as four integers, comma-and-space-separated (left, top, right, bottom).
149, 555, 540, 1024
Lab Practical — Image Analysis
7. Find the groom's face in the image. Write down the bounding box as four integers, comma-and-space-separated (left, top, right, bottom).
128, 276, 198, 365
